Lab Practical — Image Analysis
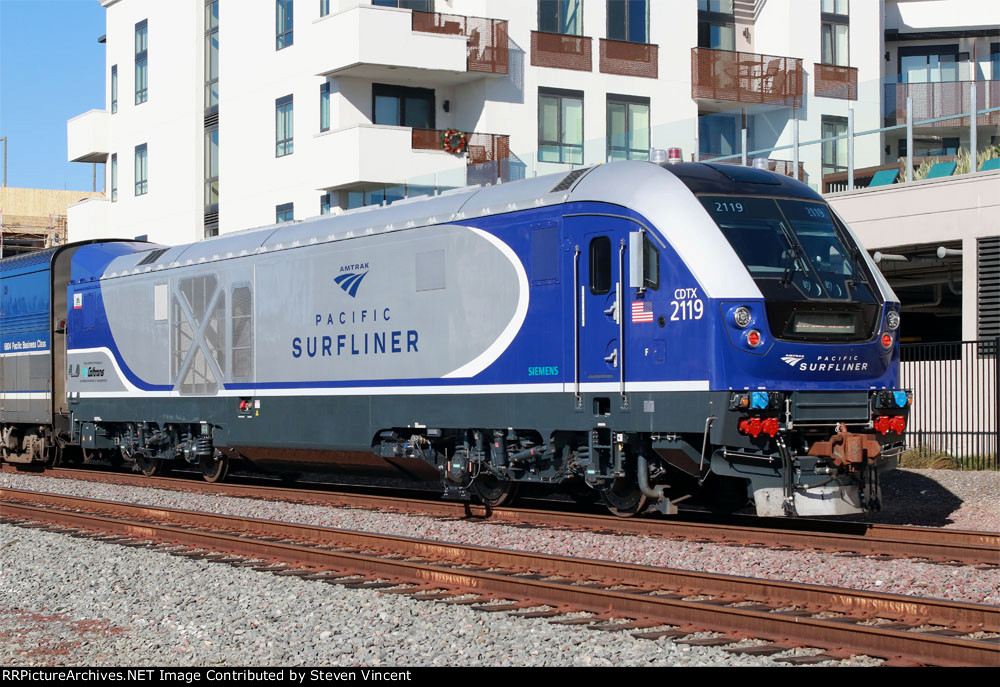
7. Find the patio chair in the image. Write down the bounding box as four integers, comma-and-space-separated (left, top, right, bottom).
925, 161, 957, 179
979, 157, 1000, 172
867, 169, 898, 187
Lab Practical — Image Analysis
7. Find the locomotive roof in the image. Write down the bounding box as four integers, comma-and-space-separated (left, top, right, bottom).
101, 161, 819, 281
660, 162, 825, 201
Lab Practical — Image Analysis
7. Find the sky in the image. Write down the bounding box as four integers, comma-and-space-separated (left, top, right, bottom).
0, 0, 106, 191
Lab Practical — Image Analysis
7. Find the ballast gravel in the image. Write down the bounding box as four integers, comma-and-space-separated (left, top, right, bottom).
0, 468, 996, 666
0, 523, 883, 667
1, 469, 997, 606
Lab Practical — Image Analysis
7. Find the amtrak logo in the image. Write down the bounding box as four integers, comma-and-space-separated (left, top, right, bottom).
334, 270, 368, 298
781, 354, 805, 367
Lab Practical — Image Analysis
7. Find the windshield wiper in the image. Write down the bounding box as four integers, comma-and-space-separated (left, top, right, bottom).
780, 246, 802, 288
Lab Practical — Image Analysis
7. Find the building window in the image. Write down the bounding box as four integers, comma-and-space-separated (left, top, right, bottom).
539, 88, 583, 164
992, 43, 999, 80
276, 0, 293, 50
276, 202, 294, 223
697, 0, 734, 51
538, 0, 582, 36
898, 137, 959, 158
111, 65, 118, 113
135, 143, 148, 196
821, 0, 849, 67
320, 192, 332, 215
276, 94, 293, 157
320, 0, 329, 16
111, 153, 117, 202
205, 1, 219, 109
372, 83, 435, 129
899, 45, 969, 83
607, 0, 647, 44
698, 111, 739, 158
821, 115, 847, 177
205, 126, 219, 206
373, 0, 433, 10
607, 95, 649, 161
320, 81, 330, 132
135, 20, 148, 104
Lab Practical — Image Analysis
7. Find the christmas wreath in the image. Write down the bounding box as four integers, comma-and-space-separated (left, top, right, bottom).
442, 129, 468, 154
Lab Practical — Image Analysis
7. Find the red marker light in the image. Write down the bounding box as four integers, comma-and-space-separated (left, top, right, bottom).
746, 330, 762, 348
667, 147, 683, 164
881, 333, 893, 349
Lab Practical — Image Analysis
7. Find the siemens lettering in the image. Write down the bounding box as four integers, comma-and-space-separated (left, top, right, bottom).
292, 331, 419, 358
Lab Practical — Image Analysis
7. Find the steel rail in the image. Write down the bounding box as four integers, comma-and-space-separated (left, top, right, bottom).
17, 466, 999, 566
1, 489, 998, 667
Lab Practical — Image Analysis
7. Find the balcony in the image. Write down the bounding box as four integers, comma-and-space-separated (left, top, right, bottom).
814, 63, 857, 100
66, 197, 110, 243
691, 48, 803, 108
67, 109, 110, 163
312, 125, 510, 192
313, 5, 507, 85
410, 11, 507, 75
411, 129, 511, 185
884, 80, 1000, 128
531, 31, 592, 71
599, 39, 658, 79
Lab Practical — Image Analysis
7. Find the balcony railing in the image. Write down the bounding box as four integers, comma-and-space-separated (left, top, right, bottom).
411, 11, 508, 75
531, 31, 592, 71
691, 48, 803, 107
884, 80, 1000, 128
599, 39, 658, 78
412, 129, 511, 184
700, 155, 806, 183
814, 63, 857, 100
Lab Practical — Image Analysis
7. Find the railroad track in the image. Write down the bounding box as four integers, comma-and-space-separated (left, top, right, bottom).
1, 487, 998, 667
8, 465, 999, 567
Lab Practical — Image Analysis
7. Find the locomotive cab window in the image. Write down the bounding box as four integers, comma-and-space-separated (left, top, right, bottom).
589, 236, 612, 295
700, 196, 873, 303
642, 234, 659, 290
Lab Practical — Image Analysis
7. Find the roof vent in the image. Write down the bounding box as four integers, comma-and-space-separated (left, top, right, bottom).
137, 248, 168, 266
551, 167, 592, 193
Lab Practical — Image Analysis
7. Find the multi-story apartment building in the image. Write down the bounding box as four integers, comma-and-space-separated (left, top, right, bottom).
66, 0, 998, 246
882, 0, 1000, 161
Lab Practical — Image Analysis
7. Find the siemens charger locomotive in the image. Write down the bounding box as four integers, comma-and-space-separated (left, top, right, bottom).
0, 160, 911, 517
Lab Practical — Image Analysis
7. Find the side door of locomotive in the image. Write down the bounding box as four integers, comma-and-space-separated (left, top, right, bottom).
566, 216, 634, 404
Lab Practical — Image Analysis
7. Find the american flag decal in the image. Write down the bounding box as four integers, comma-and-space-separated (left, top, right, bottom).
631, 301, 654, 323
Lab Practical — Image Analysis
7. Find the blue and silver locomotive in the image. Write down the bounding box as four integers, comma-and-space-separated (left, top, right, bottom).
0, 160, 910, 516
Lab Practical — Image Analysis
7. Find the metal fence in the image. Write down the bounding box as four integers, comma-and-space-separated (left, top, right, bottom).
900, 339, 999, 470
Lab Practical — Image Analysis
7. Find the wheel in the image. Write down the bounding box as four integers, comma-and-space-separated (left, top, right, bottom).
600, 475, 648, 517
199, 452, 229, 483
132, 451, 162, 477
470, 475, 519, 507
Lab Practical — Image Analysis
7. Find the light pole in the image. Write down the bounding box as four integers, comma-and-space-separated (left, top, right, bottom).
1, 137, 7, 187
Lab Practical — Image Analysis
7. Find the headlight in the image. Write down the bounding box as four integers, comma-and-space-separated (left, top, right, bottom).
733, 306, 752, 328
887, 310, 900, 331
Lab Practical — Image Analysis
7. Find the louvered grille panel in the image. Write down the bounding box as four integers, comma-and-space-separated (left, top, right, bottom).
979, 236, 1000, 340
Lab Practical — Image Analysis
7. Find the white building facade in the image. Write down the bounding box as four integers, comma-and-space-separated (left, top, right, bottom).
67, 0, 997, 247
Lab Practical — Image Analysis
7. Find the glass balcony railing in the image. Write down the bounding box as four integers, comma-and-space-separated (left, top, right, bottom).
314, 72, 999, 214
